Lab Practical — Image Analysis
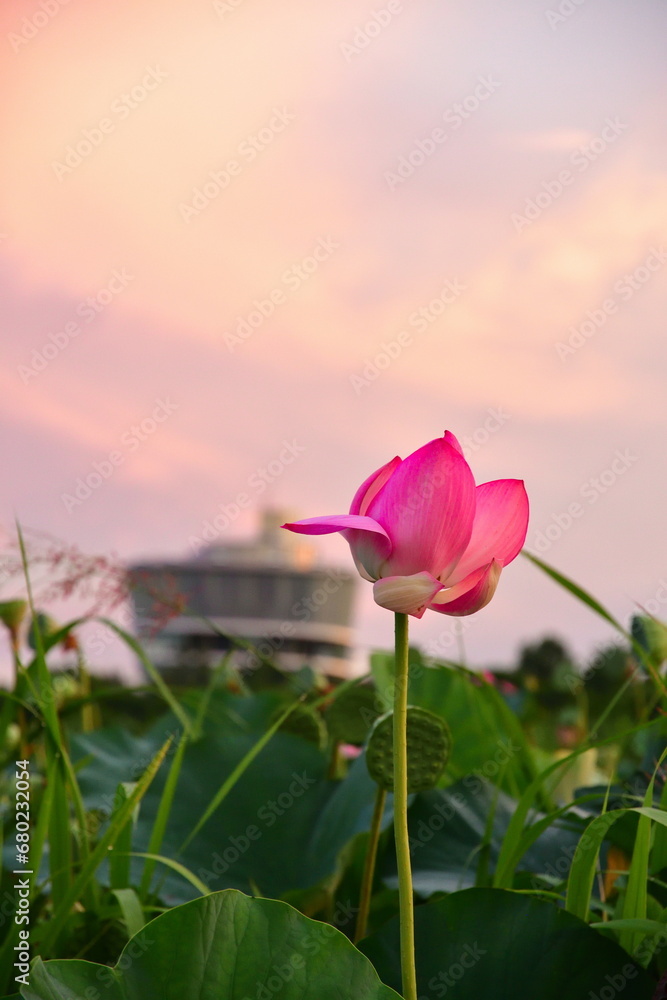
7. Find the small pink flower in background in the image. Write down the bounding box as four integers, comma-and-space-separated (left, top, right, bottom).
500, 679, 519, 695
282, 431, 528, 619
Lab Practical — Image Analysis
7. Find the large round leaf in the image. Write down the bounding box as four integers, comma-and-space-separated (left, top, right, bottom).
22, 890, 401, 1000
380, 779, 585, 894
359, 888, 655, 999
71, 701, 373, 903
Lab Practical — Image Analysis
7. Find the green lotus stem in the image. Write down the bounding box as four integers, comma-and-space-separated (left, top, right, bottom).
393, 612, 417, 1000
76, 649, 96, 733
354, 785, 386, 943
327, 740, 341, 780
12, 646, 28, 760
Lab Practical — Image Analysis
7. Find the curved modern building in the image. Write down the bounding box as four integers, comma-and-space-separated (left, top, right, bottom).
129, 510, 358, 683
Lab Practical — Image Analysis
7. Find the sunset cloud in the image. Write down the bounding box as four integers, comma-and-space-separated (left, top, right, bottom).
1, 0, 666, 682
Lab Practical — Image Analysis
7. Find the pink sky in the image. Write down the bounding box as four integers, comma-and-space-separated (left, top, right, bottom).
1, 0, 666, 681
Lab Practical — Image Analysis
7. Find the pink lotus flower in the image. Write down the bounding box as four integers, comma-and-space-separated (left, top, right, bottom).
282, 432, 528, 619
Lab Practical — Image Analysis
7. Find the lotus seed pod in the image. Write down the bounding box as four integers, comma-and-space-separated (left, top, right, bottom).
631, 614, 667, 668
28, 611, 60, 651
271, 703, 327, 750
366, 706, 451, 792
0, 599, 28, 638
325, 683, 382, 745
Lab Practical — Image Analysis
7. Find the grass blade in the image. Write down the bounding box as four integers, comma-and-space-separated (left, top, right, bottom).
39, 735, 173, 955
119, 851, 211, 898
619, 749, 667, 953
523, 552, 667, 697
178, 695, 305, 853
523, 552, 620, 628
47, 761, 72, 919
566, 807, 667, 921
139, 730, 188, 901
96, 617, 192, 734
109, 783, 138, 890
191, 652, 233, 740
15, 523, 96, 915
590, 919, 667, 935
111, 887, 145, 938
493, 720, 663, 889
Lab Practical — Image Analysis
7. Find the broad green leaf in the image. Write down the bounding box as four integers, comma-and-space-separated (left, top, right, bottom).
72, 703, 378, 903
381, 779, 582, 896
325, 682, 381, 744
373, 652, 536, 794
270, 702, 327, 749
21, 890, 401, 1000
359, 888, 654, 999
179, 694, 306, 851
